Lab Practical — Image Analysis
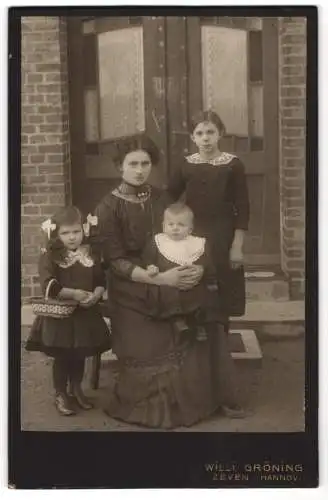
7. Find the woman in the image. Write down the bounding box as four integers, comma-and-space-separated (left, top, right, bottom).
95, 135, 242, 429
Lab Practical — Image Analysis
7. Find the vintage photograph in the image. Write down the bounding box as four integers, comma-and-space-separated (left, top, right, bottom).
20, 14, 306, 434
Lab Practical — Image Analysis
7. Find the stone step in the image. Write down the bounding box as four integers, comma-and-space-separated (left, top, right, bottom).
245, 268, 289, 302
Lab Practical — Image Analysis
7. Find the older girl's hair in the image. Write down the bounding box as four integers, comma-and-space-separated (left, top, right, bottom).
112, 134, 160, 167
189, 110, 226, 136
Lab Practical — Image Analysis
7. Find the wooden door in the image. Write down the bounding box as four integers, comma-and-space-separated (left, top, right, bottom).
185, 17, 281, 263
67, 16, 169, 214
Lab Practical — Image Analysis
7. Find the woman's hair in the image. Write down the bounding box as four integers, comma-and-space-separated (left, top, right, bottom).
112, 134, 160, 167
45, 206, 92, 263
164, 202, 194, 223
189, 110, 226, 136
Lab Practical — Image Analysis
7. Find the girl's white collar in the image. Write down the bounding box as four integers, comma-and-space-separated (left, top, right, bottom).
58, 245, 94, 268
154, 233, 205, 266
186, 151, 236, 166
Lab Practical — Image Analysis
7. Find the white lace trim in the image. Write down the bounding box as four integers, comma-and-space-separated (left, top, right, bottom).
154, 233, 205, 266
58, 245, 95, 268
185, 152, 236, 166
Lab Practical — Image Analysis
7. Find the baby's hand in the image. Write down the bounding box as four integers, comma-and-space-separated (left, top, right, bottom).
147, 265, 160, 277
73, 289, 91, 303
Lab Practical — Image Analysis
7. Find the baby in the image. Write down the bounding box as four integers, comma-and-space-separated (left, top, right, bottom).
143, 202, 221, 342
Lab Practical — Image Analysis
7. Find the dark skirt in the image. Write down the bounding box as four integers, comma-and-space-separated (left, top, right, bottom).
217, 265, 246, 318
103, 304, 240, 429
25, 304, 111, 358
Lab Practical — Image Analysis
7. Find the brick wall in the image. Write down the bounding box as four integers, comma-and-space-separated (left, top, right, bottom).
21, 17, 71, 299
278, 17, 306, 299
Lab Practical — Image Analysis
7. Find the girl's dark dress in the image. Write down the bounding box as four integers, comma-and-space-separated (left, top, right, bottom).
167, 152, 250, 320
26, 247, 111, 358
95, 184, 240, 429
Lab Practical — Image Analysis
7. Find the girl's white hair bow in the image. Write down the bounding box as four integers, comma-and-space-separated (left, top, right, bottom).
83, 213, 98, 237
41, 218, 56, 239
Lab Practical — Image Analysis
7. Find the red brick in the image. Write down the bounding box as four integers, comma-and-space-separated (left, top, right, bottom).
39, 205, 61, 216
282, 107, 306, 119
48, 153, 65, 163
284, 178, 304, 189
285, 218, 304, 229
22, 205, 41, 215
284, 168, 303, 178
23, 175, 47, 185
286, 259, 305, 270
282, 65, 304, 76
281, 87, 305, 98
45, 113, 66, 124
38, 144, 63, 154
281, 127, 304, 138
48, 194, 66, 204
282, 137, 305, 147
21, 165, 38, 175
29, 135, 48, 145
26, 94, 45, 104
36, 84, 62, 94
46, 174, 65, 184
281, 76, 306, 86
22, 286, 33, 298
282, 147, 304, 158
39, 124, 62, 133
281, 98, 304, 107
283, 188, 303, 198
27, 114, 46, 124
38, 165, 63, 175
35, 63, 61, 73
37, 185, 65, 194
282, 118, 306, 128
284, 158, 304, 168
283, 55, 306, 65
27, 73, 44, 84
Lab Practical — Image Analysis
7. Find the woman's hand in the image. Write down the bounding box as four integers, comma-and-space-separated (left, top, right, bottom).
229, 244, 244, 269
158, 265, 204, 290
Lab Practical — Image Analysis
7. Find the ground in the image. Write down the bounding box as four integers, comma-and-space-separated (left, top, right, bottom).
20, 327, 304, 432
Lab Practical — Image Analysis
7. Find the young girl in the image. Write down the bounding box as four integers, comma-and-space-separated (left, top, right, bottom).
167, 110, 250, 417
25, 206, 111, 417
143, 202, 223, 342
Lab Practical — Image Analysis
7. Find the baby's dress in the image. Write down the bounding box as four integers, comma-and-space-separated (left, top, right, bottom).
142, 234, 223, 324
25, 246, 111, 357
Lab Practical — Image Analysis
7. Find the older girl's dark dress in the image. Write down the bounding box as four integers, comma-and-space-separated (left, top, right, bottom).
95, 183, 240, 429
167, 152, 250, 320
26, 248, 111, 358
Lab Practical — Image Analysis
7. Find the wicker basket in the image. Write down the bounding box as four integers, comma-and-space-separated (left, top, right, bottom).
29, 279, 78, 319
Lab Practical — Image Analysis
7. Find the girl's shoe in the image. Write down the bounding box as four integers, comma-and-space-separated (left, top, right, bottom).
70, 385, 94, 410
55, 393, 76, 416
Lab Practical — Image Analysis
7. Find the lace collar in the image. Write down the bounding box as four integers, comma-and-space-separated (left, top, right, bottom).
185, 152, 236, 166
155, 233, 205, 266
58, 245, 94, 268
112, 182, 151, 204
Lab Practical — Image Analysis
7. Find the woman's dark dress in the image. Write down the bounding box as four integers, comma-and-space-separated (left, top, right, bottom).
95, 185, 240, 429
25, 248, 111, 358
167, 152, 250, 320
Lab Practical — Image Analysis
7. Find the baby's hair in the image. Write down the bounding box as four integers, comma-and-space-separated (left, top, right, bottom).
190, 109, 226, 136
164, 202, 194, 222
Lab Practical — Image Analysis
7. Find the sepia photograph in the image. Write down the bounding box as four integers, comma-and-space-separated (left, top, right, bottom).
19, 12, 308, 436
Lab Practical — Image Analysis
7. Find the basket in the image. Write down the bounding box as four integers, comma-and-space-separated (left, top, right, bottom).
29, 279, 78, 319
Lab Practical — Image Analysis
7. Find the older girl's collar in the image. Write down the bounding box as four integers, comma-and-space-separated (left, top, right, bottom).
186, 152, 236, 166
